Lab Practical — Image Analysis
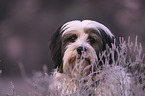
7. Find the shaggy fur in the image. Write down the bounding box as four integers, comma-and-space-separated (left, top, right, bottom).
49, 20, 132, 96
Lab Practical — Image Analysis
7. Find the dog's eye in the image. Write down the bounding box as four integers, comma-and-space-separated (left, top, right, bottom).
69, 35, 77, 42
88, 36, 96, 44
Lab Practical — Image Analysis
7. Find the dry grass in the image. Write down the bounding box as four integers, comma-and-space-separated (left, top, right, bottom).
3, 37, 145, 96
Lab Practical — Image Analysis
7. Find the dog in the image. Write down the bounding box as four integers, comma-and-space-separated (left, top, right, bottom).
49, 20, 132, 96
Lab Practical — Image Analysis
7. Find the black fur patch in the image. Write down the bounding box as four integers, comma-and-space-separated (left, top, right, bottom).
98, 28, 115, 50
49, 27, 63, 73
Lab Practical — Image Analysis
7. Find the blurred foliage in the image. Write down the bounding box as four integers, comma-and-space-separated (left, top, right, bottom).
0, 0, 145, 77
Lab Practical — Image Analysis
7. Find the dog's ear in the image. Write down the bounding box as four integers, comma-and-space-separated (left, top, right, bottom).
49, 27, 63, 73
98, 28, 115, 50
97, 28, 116, 67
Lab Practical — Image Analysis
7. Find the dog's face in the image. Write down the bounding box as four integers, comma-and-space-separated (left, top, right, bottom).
49, 20, 114, 77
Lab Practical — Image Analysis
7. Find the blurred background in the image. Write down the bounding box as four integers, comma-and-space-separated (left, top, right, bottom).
0, 0, 145, 95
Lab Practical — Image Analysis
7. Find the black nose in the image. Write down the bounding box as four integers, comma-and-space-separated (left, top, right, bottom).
77, 46, 87, 55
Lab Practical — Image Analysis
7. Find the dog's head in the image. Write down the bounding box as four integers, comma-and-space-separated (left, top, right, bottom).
49, 20, 115, 77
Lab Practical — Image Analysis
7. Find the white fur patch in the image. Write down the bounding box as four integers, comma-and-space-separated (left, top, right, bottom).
61, 20, 114, 38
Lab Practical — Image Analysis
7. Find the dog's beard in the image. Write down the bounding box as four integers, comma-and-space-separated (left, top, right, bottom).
63, 44, 98, 78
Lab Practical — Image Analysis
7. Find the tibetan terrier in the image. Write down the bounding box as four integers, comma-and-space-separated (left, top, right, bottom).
49, 20, 132, 96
